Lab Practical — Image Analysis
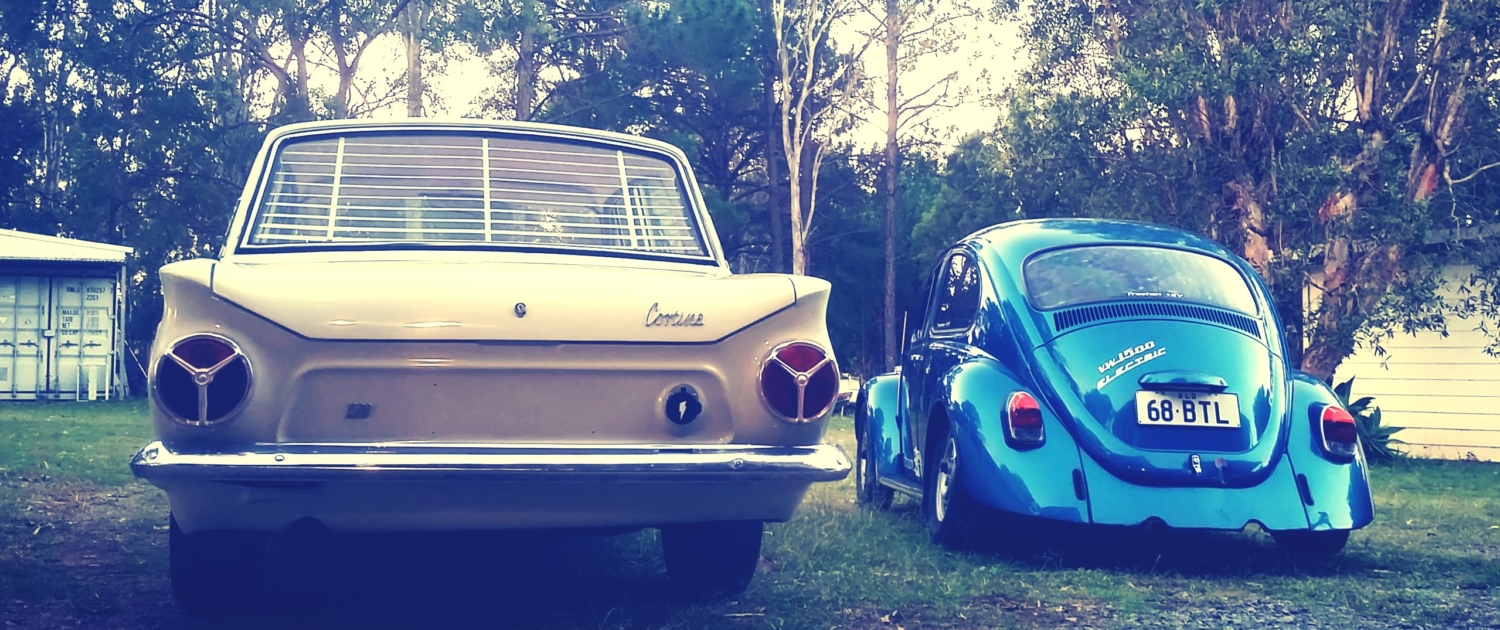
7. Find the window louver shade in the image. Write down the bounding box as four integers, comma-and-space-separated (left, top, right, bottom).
248, 132, 707, 257
1052, 302, 1262, 337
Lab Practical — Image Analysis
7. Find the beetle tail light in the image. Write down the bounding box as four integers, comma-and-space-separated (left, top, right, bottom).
154, 335, 251, 426
1005, 392, 1045, 448
1320, 405, 1358, 460
760, 342, 839, 423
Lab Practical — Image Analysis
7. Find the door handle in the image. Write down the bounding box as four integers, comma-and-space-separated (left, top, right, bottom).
909, 353, 924, 362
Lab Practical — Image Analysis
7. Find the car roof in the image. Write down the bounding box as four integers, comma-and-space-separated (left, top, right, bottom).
264, 118, 691, 162
965, 218, 1239, 267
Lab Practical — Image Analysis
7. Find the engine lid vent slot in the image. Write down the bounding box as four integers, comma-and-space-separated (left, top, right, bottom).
1052, 302, 1261, 338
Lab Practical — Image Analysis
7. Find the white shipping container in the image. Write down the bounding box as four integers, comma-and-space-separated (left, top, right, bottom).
0, 273, 123, 400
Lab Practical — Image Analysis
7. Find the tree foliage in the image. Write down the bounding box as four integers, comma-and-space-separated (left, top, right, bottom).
996, 0, 1500, 378
1, 0, 1495, 383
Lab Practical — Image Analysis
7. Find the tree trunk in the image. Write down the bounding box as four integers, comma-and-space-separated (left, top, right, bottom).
515, 14, 537, 121
881, 0, 900, 370
762, 9, 785, 273
1226, 174, 1271, 276
403, 1, 427, 117
764, 74, 785, 272
284, 32, 313, 122
787, 146, 805, 275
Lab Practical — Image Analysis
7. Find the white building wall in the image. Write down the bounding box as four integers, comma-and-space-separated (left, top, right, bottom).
1330, 269, 1500, 462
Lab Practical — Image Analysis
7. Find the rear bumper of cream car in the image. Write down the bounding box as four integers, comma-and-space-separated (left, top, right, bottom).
132, 441, 850, 533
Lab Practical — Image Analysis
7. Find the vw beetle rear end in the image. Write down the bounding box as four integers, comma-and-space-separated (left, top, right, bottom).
857, 219, 1373, 553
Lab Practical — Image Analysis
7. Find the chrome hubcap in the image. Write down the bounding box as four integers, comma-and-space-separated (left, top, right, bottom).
934, 436, 957, 522
856, 440, 868, 492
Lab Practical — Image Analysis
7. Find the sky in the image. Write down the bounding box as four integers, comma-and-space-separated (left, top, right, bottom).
344, 12, 1025, 150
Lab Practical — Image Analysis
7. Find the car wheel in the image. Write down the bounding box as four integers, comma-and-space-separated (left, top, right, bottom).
1271, 529, 1350, 556
855, 418, 894, 509
660, 520, 762, 597
169, 514, 267, 616
925, 421, 982, 547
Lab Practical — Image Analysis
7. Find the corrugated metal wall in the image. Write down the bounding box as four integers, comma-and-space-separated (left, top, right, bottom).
0, 272, 126, 400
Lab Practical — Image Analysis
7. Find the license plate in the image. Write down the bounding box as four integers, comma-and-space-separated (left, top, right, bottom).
1135, 391, 1240, 428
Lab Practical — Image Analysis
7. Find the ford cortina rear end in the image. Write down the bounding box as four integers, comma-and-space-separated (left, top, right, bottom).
131, 120, 850, 612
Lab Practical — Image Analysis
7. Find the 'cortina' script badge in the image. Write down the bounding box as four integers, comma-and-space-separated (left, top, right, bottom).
645, 302, 705, 327
1094, 340, 1167, 390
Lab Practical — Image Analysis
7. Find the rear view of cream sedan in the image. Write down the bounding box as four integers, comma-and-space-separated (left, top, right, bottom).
131, 119, 850, 613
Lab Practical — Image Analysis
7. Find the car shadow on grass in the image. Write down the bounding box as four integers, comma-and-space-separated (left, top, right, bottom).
945, 511, 1493, 583
241, 529, 721, 629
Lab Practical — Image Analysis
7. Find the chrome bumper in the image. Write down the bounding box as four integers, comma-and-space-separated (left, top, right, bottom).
130, 441, 851, 484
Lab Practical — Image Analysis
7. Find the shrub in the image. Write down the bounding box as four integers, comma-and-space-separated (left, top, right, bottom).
1333, 377, 1405, 462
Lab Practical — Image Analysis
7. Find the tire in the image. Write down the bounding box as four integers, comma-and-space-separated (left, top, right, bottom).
1271, 529, 1350, 556
855, 414, 894, 510
660, 520, 762, 597
925, 420, 983, 548
169, 514, 267, 616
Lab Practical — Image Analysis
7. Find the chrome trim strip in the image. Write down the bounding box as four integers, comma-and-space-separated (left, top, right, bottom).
131, 441, 851, 483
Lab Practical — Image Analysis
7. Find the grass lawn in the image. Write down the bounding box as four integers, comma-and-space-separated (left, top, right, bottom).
2, 401, 1497, 628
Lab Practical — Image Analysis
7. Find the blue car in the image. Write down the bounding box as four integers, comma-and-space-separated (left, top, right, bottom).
856, 219, 1373, 553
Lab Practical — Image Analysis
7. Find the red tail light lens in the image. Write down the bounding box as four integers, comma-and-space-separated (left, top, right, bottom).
760, 342, 839, 423
1320, 405, 1358, 460
1005, 392, 1045, 448
154, 334, 251, 426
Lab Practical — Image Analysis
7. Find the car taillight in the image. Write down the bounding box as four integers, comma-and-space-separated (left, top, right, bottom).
154, 334, 251, 426
1004, 392, 1045, 448
760, 342, 839, 423
1320, 405, 1358, 460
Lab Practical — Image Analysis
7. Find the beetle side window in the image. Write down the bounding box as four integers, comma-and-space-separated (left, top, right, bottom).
930, 251, 981, 333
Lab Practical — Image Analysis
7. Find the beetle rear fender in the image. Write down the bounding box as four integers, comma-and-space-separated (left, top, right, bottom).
859, 374, 906, 483
941, 358, 1090, 523
1282, 371, 1375, 531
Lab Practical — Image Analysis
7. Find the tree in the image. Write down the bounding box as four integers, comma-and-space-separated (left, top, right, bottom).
455, 0, 634, 121
769, 0, 862, 275
400, 0, 433, 116
859, 0, 982, 369
1001, 0, 1500, 379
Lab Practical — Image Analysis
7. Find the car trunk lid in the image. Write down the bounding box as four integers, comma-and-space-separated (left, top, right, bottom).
211, 257, 795, 343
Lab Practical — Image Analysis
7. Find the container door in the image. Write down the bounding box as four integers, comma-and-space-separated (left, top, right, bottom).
51, 277, 115, 400
80, 278, 116, 399
0, 275, 50, 399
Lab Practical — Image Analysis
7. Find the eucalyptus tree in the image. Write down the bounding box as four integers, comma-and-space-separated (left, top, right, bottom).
452, 0, 634, 121
1001, 0, 1500, 378
769, 0, 862, 275
857, 0, 987, 369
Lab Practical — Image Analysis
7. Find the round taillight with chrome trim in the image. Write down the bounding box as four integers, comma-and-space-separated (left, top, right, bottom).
153, 334, 251, 426
760, 341, 839, 423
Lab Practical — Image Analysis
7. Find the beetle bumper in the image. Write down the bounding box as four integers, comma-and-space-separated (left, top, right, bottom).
132, 441, 850, 533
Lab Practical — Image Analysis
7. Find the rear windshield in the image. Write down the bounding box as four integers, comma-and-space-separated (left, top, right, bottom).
1023, 246, 1257, 314
244, 131, 708, 258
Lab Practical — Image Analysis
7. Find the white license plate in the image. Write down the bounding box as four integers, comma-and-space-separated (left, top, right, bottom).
1135, 391, 1240, 428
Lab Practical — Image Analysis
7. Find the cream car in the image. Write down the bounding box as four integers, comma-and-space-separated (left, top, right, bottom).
130, 119, 850, 612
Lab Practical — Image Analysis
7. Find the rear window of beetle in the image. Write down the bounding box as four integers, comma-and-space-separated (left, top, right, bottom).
1023, 246, 1257, 314
244, 131, 708, 258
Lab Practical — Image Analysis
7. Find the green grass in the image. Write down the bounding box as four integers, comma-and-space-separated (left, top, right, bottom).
1, 404, 1497, 628
0, 400, 152, 485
